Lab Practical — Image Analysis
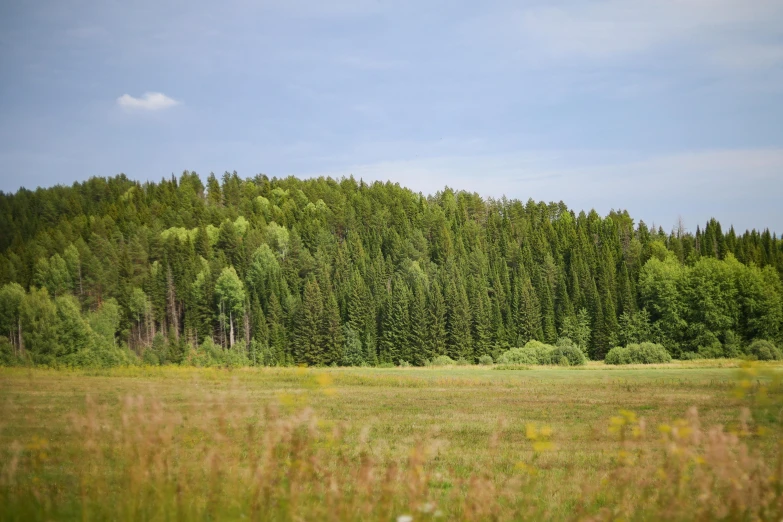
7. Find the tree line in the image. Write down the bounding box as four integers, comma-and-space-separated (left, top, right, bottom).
0, 172, 780, 367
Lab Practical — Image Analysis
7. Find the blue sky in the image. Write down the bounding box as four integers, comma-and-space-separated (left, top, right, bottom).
0, 0, 781, 233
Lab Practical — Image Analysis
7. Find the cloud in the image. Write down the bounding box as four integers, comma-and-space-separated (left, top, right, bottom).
470, 0, 783, 66
297, 146, 783, 232
116, 92, 180, 111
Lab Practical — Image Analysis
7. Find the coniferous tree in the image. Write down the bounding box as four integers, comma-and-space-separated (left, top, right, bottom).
427, 281, 447, 357
381, 276, 411, 364
321, 287, 343, 365
446, 277, 472, 361
294, 278, 324, 365
0, 172, 781, 367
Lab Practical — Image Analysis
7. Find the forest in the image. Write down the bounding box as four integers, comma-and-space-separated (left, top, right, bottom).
0, 172, 781, 367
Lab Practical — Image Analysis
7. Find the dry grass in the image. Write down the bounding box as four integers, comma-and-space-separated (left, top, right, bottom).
1, 362, 782, 520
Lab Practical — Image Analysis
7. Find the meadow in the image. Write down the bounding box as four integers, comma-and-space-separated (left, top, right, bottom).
2, 361, 782, 521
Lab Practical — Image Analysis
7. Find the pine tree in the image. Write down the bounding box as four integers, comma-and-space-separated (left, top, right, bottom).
321, 287, 343, 365
471, 285, 492, 360
381, 276, 411, 364
516, 273, 543, 344
446, 277, 472, 360
427, 281, 447, 357
294, 278, 324, 365
408, 282, 428, 365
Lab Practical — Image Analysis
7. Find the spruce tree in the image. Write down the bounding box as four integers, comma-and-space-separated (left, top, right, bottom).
294, 278, 324, 365
427, 281, 447, 356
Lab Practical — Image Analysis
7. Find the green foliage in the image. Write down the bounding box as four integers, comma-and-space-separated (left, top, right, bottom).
430, 355, 456, 366
747, 339, 783, 361
605, 342, 672, 365
498, 339, 586, 366
548, 344, 587, 366
0, 172, 781, 368
559, 309, 591, 355
478, 354, 494, 365
341, 327, 365, 367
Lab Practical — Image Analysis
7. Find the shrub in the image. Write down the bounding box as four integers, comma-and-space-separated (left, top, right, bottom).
455, 358, 470, 366
723, 331, 743, 358
224, 341, 249, 368
697, 341, 723, 359
747, 339, 783, 361
556, 337, 576, 348
478, 355, 494, 366
605, 347, 631, 365
430, 355, 456, 366
633, 342, 672, 364
680, 351, 703, 361
498, 341, 583, 366
142, 349, 161, 366
496, 347, 538, 365
605, 342, 671, 365
398, 360, 411, 367
548, 345, 586, 366
522, 340, 554, 363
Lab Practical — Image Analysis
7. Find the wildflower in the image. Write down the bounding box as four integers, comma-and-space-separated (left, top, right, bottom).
533, 441, 555, 453
515, 462, 537, 475
315, 373, 333, 387
419, 502, 436, 513
397, 515, 413, 522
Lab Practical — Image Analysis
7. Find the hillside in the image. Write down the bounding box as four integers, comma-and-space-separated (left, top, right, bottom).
0, 172, 781, 366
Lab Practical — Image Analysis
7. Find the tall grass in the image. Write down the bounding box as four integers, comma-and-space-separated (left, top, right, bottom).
2, 364, 783, 520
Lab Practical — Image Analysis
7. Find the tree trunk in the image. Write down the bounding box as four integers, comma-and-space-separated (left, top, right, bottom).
17, 318, 24, 354
244, 308, 250, 347
229, 310, 235, 348
167, 266, 179, 341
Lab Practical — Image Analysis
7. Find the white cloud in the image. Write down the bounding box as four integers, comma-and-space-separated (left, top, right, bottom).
298, 146, 783, 232
116, 92, 180, 111
470, 0, 783, 67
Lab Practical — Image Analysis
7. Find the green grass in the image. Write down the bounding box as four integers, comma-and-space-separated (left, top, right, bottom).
1, 361, 782, 520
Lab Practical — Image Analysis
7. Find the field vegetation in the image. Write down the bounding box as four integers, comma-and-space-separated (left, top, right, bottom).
3, 362, 783, 520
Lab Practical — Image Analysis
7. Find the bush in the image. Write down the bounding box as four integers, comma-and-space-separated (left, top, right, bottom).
680, 351, 703, 361
697, 341, 723, 359
224, 341, 249, 368
478, 355, 494, 366
430, 355, 456, 366
455, 358, 470, 366
723, 331, 743, 358
633, 342, 672, 364
498, 341, 585, 366
398, 360, 411, 367
605, 342, 671, 365
605, 347, 630, 365
142, 349, 160, 366
747, 340, 783, 361
521, 341, 554, 363
496, 347, 538, 365
547, 345, 586, 366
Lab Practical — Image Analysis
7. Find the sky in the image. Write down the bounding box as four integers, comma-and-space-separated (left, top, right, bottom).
0, 0, 781, 234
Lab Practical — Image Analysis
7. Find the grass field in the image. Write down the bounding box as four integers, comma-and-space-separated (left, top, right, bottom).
2, 361, 782, 521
